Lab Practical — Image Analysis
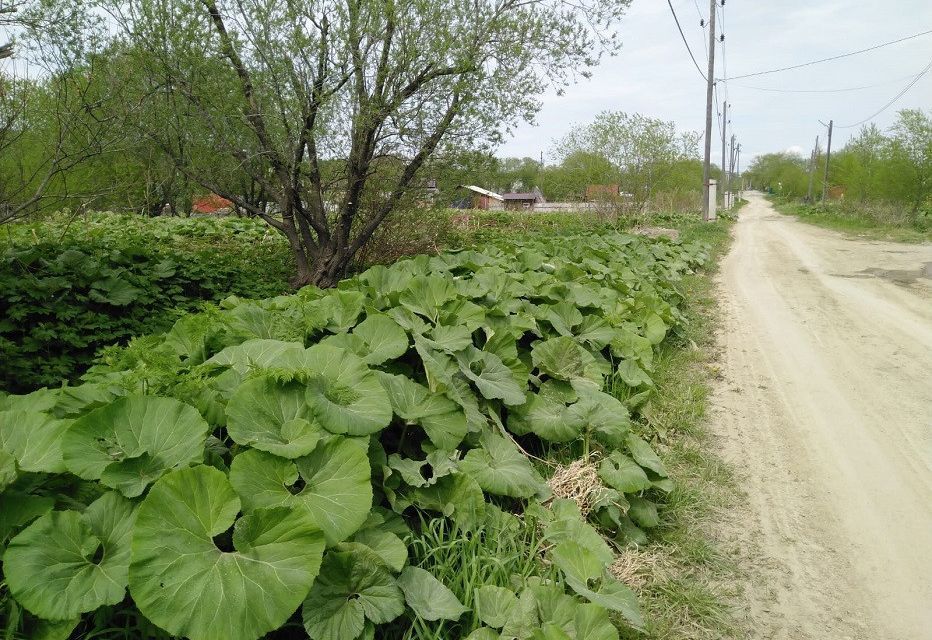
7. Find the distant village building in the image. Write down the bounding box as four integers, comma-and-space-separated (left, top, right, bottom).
503, 187, 546, 211
192, 194, 233, 215
457, 185, 505, 210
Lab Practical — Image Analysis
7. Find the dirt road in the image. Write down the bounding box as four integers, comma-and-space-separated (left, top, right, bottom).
711, 193, 932, 640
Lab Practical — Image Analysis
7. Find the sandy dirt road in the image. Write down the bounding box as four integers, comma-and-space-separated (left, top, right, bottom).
710, 193, 932, 640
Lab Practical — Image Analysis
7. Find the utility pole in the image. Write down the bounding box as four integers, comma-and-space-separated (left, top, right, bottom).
806, 134, 819, 202
736, 143, 741, 197
728, 134, 736, 206
720, 101, 728, 206
701, 0, 717, 221
821, 120, 833, 202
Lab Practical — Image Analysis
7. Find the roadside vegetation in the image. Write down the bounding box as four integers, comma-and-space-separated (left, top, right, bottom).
744, 109, 931, 242
769, 199, 931, 243
0, 0, 750, 638
0, 217, 735, 640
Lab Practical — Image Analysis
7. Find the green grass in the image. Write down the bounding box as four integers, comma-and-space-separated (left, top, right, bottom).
380, 511, 561, 639
770, 198, 932, 243
615, 217, 746, 640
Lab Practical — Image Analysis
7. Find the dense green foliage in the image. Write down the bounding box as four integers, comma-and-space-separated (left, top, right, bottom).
0, 230, 709, 640
745, 109, 932, 228
0, 214, 291, 392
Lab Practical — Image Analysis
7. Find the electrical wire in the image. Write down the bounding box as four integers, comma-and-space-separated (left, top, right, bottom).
836, 56, 932, 128
718, 1, 730, 140
723, 28, 932, 81
667, 0, 707, 81
692, 0, 704, 22
730, 73, 918, 94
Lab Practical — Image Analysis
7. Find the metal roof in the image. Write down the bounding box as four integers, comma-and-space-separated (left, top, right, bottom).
459, 185, 504, 201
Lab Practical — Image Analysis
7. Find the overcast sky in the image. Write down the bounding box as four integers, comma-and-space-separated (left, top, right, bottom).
499, 0, 932, 166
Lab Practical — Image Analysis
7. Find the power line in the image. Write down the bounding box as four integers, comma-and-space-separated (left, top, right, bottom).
667, 0, 707, 81
836, 56, 932, 129
730, 74, 917, 94
717, 1, 729, 133
692, 0, 704, 22
723, 28, 932, 81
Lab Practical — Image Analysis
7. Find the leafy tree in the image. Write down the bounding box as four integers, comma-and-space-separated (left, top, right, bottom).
888, 109, 932, 211
539, 151, 616, 201
0, 0, 106, 223
553, 111, 701, 210
96, 0, 632, 287
744, 152, 809, 197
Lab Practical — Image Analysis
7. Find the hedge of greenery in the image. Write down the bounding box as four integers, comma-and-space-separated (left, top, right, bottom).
0, 230, 709, 639
0, 214, 292, 392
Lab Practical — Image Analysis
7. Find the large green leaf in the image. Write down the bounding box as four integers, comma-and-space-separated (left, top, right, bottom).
508, 381, 583, 443
352, 314, 409, 365
62, 396, 209, 497
0, 448, 16, 492
598, 452, 651, 494
0, 410, 73, 473
476, 585, 518, 628
0, 492, 55, 543
572, 604, 620, 640
531, 337, 601, 384
397, 566, 468, 621
206, 339, 307, 373
378, 373, 467, 450
129, 465, 325, 640
302, 550, 405, 640
625, 434, 668, 477
552, 542, 643, 629
350, 528, 408, 572
3, 492, 136, 620
456, 347, 527, 406
543, 500, 614, 566
408, 472, 486, 530
90, 275, 141, 306
303, 345, 392, 436
399, 274, 457, 322
226, 375, 322, 458
460, 432, 546, 498
229, 436, 372, 545
424, 324, 474, 353
628, 496, 660, 528
570, 381, 631, 448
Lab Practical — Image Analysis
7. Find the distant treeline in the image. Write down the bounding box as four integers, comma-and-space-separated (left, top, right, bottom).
744, 109, 932, 214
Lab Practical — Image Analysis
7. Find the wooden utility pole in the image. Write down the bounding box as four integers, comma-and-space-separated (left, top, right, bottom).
821, 120, 833, 202
736, 143, 741, 197
728, 134, 736, 204
720, 101, 728, 205
806, 135, 819, 202
701, 0, 717, 221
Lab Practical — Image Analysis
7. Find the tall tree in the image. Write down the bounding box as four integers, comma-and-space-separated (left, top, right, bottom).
0, 0, 106, 223
100, 0, 631, 287
554, 111, 700, 210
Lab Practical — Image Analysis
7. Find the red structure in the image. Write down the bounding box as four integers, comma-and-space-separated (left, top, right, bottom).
192, 194, 233, 214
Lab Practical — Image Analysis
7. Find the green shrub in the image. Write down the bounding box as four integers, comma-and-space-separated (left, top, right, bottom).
0, 213, 291, 392
0, 230, 709, 640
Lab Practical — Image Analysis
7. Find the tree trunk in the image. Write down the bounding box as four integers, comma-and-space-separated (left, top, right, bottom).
289, 237, 353, 289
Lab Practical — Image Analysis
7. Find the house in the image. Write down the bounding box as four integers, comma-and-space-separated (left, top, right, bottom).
503, 187, 546, 211
192, 194, 233, 215
458, 185, 505, 210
